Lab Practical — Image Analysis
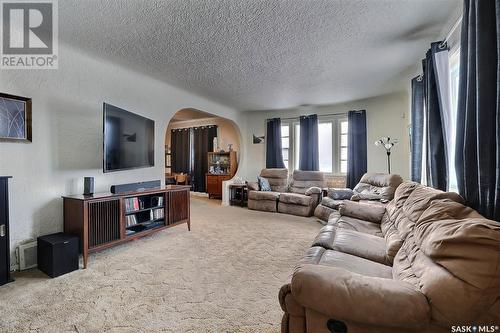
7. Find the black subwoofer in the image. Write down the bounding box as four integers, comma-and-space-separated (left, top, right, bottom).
37, 233, 79, 278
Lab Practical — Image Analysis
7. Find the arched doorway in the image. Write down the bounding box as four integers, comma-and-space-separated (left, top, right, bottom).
165, 108, 241, 200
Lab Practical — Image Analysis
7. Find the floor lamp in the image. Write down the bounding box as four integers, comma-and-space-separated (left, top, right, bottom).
375, 137, 398, 174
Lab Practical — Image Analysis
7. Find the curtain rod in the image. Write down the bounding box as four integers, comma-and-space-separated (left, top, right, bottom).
171, 125, 217, 131
267, 112, 348, 122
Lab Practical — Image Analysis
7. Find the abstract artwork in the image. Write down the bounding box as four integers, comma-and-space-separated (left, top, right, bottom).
0, 93, 32, 142
253, 134, 265, 144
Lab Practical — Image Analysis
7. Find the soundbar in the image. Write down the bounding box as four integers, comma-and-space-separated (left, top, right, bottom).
110, 180, 161, 194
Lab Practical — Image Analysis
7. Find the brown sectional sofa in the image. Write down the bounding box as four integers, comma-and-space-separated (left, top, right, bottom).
280, 181, 500, 333
314, 173, 403, 222
248, 169, 324, 217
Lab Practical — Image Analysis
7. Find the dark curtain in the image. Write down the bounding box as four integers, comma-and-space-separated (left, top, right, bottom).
346, 110, 367, 188
265, 118, 285, 168
411, 77, 424, 182
171, 128, 191, 174
193, 126, 217, 192
299, 114, 319, 171
423, 43, 448, 191
455, 0, 499, 221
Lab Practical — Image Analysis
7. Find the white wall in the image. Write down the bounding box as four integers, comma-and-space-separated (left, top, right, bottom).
238, 91, 410, 182
0, 44, 241, 266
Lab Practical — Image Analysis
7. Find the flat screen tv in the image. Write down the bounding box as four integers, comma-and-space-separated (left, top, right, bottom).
103, 103, 154, 172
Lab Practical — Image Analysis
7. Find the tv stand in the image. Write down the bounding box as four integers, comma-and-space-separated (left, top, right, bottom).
62, 185, 190, 268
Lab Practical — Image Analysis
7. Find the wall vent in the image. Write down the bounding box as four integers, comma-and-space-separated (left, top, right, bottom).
17, 241, 37, 270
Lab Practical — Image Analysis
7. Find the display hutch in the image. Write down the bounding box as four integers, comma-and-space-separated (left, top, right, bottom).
206, 151, 237, 199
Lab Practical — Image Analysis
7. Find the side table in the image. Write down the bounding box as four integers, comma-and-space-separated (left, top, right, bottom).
229, 183, 248, 207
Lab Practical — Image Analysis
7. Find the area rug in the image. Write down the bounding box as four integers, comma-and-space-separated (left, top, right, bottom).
0, 197, 321, 333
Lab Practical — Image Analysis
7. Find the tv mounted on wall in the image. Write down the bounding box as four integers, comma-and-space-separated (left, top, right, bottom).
103, 103, 155, 173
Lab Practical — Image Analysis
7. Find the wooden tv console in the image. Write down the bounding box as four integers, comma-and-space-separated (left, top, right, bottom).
62, 185, 190, 268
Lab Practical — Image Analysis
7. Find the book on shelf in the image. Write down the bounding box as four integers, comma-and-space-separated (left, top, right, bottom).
151, 208, 164, 221
125, 214, 138, 227
124, 197, 140, 212
151, 196, 163, 207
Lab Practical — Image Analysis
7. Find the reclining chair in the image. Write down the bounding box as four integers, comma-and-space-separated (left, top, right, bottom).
314, 173, 403, 222
247, 168, 288, 212
277, 170, 325, 217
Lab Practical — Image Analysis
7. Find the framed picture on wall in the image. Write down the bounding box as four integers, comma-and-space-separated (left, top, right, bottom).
0, 92, 32, 142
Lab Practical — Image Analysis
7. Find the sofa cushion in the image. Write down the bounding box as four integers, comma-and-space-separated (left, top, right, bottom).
319, 197, 343, 210
351, 191, 386, 201
248, 199, 277, 213
317, 250, 392, 278
311, 225, 336, 249
313, 204, 335, 222
299, 246, 326, 266
278, 202, 313, 217
258, 176, 272, 191
260, 168, 288, 192
279, 193, 312, 206
331, 229, 389, 265
353, 173, 404, 201
330, 216, 383, 237
248, 190, 280, 201
415, 201, 499, 290
380, 181, 465, 263
339, 200, 386, 223
393, 199, 500, 327
289, 170, 325, 194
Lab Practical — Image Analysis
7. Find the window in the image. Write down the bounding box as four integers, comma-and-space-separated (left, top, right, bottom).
339, 120, 348, 173
280, 116, 347, 175
318, 122, 333, 173
294, 123, 300, 170
281, 125, 289, 169
448, 47, 460, 192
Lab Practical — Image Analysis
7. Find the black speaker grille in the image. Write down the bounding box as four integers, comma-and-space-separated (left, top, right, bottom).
88, 199, 120, 248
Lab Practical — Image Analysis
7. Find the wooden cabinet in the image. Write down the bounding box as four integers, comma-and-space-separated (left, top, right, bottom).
207, 151, 237, 175
206, 174, 232, 199
206, 151, 237, 199
169, 188, 190, 224
63, 185, 190, 268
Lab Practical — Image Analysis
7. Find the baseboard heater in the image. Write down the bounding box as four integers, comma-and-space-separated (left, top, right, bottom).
17, 240, 38, 270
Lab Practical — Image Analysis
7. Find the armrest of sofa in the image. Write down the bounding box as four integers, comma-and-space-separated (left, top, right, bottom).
305, 187, 323, 206
351, 192, 383, 201
247, 181, 259, 191
279, 283, 305, 316
305, 186, 322, 195
338, 200, 386, 223
291, 264, 430, 329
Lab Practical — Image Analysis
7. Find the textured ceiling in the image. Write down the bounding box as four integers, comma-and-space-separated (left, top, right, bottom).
59, 0, 460, 111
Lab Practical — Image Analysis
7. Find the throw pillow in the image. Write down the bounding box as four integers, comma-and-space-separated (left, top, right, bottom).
258, 176, 272, 191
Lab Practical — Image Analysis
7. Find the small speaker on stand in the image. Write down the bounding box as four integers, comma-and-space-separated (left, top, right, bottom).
84, 177, 94, 195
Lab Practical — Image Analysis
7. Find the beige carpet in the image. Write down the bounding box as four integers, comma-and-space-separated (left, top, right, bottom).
0, 197, 321, 333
